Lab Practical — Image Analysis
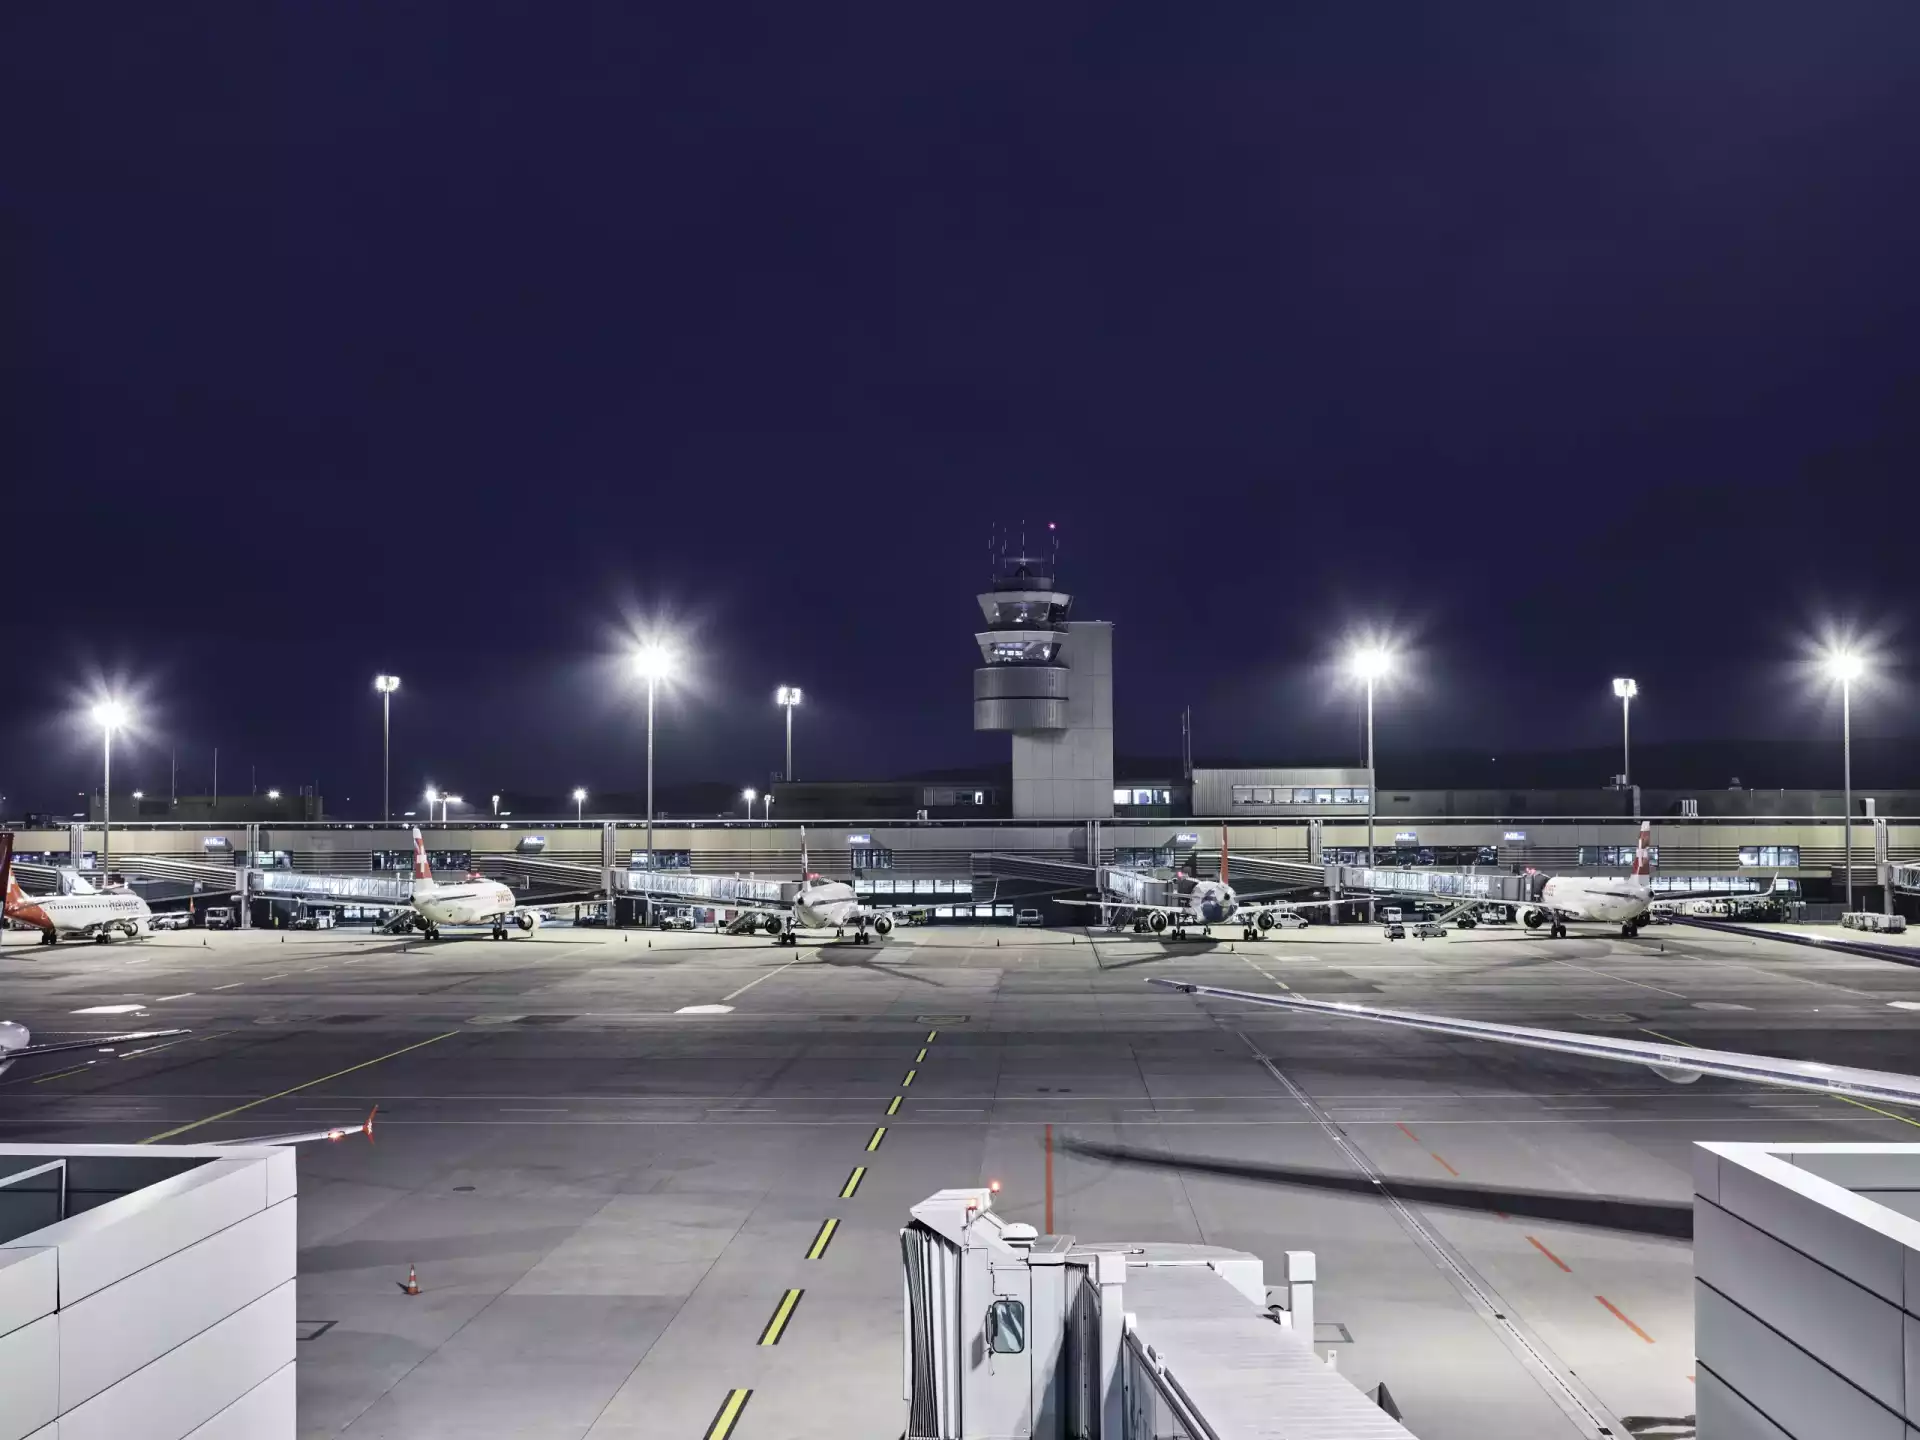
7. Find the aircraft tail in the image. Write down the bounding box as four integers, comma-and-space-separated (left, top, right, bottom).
799, 825, 810, 880
0, 832, 16, 910
1631, 820, 1653, 877
410, 827, 436, 893
1220, 825, 1230, 885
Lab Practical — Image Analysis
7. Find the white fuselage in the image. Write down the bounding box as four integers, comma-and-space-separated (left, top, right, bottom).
7, 889, 150, 940
1181, 879, 1240, 926
1536, 873, 1652, 925
793, 879, 862, 931
413, 879, 518, 927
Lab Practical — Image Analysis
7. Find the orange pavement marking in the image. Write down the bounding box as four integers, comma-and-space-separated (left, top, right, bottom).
1527, 1235, 1572, 1272
1395, 1122, 1420, 1142
1429, 1152, 1459, 1177
1596, 1295, 1654, 1343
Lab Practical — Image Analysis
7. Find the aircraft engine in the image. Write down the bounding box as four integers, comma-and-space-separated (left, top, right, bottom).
872, 914, 894, 936
764, 914, 785, 936
1518, 907, 1547, 930
515, 910, 540, 933
1256, 911, 1275, 930
1647, 1063, 1704, 1084
1147, 910, 1168, 933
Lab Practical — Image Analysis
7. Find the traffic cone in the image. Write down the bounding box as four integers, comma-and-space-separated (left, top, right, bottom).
400, 1264, 421, 1296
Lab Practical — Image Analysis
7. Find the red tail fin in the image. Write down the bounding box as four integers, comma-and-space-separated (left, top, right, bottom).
1220, 825, 1230, 885
411, 827, 433, 883
1631, 821, 1652, 877
0, 832, 15, 909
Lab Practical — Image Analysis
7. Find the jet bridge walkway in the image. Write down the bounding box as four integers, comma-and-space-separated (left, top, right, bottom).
903, 1186, 1411, 1439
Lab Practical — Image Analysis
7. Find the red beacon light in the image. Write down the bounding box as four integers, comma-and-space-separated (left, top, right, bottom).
988, 1179, 1002, 1194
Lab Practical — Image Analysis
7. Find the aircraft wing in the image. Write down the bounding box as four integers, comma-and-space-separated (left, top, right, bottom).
1145, 978, 1920, 1106
8, 1028, 190, 1060
230, 1106, 378, 1147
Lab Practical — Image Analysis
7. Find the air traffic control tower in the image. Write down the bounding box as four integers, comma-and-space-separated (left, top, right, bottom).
973, 541, 1114, 818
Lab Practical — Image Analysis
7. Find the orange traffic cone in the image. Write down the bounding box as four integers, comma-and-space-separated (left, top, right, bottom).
400, 1264, 421, 1296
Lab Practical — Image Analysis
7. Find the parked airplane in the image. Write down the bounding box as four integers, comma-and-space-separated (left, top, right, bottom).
1074, 827, 1310, 940
1482, 821, 1773, 939
0, 1019, 189, 1077
641, 830, 908, 944
370, 828, 545, 940
1, 833, 151, 946
1147, 977, 1920, 1106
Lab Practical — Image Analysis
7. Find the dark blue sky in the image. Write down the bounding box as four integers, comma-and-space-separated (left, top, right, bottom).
5, 3, 1917, 813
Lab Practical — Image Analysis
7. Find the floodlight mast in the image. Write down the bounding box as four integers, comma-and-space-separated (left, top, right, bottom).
1822, 650, 1867, 910
91, 700, 130, 874
1612, 678, 1638, 788
776, 687, 803, 783
374, 675, 401, 822
1345, 646, 1393, 866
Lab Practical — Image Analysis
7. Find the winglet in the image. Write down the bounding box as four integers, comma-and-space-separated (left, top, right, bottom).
364, 1104, 378, 1143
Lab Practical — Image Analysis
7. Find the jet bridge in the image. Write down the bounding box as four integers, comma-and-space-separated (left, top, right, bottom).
1325, 863, 1539, 907
903, 1186, 1411, 1439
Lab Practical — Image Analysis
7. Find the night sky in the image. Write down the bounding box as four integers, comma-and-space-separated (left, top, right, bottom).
6, 3, 1918, 815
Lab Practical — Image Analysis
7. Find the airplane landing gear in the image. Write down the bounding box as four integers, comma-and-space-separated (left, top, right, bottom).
423, 923, 442, 940
491, 925, 508, 940
1549, 921, 1568, 939
38, 931, 57, 946
1241, 926, 1259, 941
1621, 921, 1640, 938
93, 932, 110, 944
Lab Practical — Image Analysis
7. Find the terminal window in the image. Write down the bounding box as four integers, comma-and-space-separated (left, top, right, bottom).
1738, 845, 1801, 867
851, 846, 894, 870
1113, 846, 1174, 869
374, 849, 472, 871
628, 850, 691, 870
1577, 845, 1658, 867
1112, 788, 1173, 806
1232, 786, 1369, 806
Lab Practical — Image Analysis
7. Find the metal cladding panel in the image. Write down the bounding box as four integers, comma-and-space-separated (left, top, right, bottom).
60, 1200, 296, 1410
1696, 1281, 1900, 1440
58, 1280, 294, 1440
0, 1248, 56, 1341
0, 1314, 57, 1440
973, 666, 1070, 701
51, 1160, 267, 1306
974, 697, 1068, 732
182, 1362, 294, 1440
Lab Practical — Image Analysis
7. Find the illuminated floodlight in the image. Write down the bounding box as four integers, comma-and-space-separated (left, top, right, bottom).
776, 686, 803, 708
1822, 649, 1866, 685
374, 674, 401, 694
572, 787, 587, 802
91, 699, 131, 731
267, 789, 281, 800
743, 788, 757, 802
424, 785, 438, 802
1612, 677, 1638, 699
633, 641, 676, 682
1347, 644, 1394, 683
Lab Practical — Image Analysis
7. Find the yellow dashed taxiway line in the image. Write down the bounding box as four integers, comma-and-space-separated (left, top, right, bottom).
886, 1095, 902, 1115
758, 1288, 804, 1345
141, 1031, 458, 1143
902, 1068, 916, 1087
840, 1165, 867, 1198
702, 1389, 752, 1438
805, 1218, 839, 1259
866, 1125, 887, 1152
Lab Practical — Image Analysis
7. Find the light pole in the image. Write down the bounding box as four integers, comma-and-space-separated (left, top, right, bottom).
1612, 678, 1638, 787
776, 686, 802, 782
1347, 646, 1393, 866
492, 793, 500, 817
91, 700, 130, 875
573, 787, 587, 823
743, 787, 757, 822
1823, 649, 1866, 911
634, 642, 677, 872
374, 675, 400, 823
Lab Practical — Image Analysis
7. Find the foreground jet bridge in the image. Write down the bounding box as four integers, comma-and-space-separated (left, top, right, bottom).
902, 1187, 1410, 1439
619, 871, 794, 905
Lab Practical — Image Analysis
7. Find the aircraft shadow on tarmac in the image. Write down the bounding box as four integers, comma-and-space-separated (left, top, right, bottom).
808, 945, 945, 986
1057, 1137, 1693, 1240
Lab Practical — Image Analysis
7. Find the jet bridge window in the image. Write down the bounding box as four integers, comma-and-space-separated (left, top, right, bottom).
851, 847, 893, 870
986, 1298, 1026, 1354
1739, 845, 1800, 867
1114, 846, 1174, 869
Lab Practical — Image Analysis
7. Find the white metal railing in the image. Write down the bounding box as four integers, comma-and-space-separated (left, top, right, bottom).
1123, 1326, 1218, 1440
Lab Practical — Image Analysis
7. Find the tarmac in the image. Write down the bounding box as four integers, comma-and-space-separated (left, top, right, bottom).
7, 916, 1920, 1438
